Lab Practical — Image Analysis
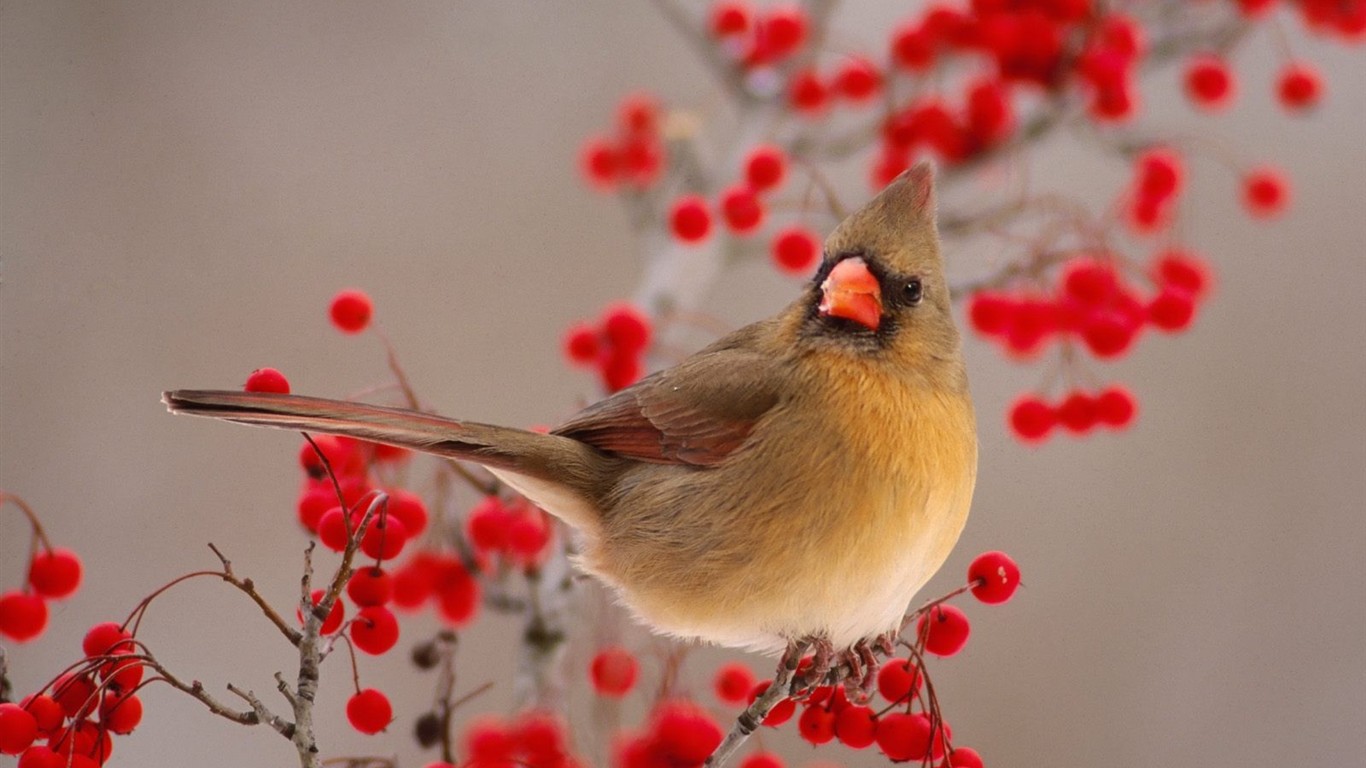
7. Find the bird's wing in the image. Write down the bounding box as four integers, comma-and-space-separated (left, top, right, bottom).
552, 343, 783, 467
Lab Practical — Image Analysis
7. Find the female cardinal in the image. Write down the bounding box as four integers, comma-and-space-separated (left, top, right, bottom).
166, 162, 976, 676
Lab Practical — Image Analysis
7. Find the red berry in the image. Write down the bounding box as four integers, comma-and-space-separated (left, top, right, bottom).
891, 24, 935, 71
760, 5, 808, 59
1135, 148, 1183, 201
875, 712, 930, 762
710, 1, 751, 37
620, 138, 664, 186
916, 603, 970, 656
435, 559, 480, 626
297, 588, 345, 634
1242, 167, 1290, 218
351, 606, 399, 654
719, 184, 765, 234
653, 701, 724, 763
0, 702, 38, 754
329, 289, 373, 334
0, 591, 47, 642
347, 567, 393, 607
590, 645, 638, 697
298, 434, 366, 479
1082, 312, 1137, 358
317, 506, 351, 552
243, 367, 290, 394
1061, 259, 1118, 306
580, 137, 619, 189
876, 658, 922, 703
601, 348, 644, 393
739, 753, 784, 768
1185, 55, 1235, 109
797, 703, 836, 745
466, 496, 511, 553
833, 57, 880, 102
618, 93, 659, 136
771, 227, 820, 275
1152, 248, 1211, 299
346, 689, 392, 734
27, 548, 82, 600
967, 292, 1014, 336
361, 515, 409, 561
82, 622, 131, 657
506, 509, 551, 563
969, 551, 1021, 604
1148, 288, 1197, 331
788, 69, 828, 114
20, 694, 64, 733
17, 745, 63, 768
386, 488, 428, 538
670, 195, 712, 243
748, 681, 796, 726
51, 673, 96, 719
834, 704, 878, 748
1277, 62, 1322, 111
100, 692, 142, 735
1009, 396, 1055, 442
602, 303, 653, 353
1057, 391, 1098, 434
950, 746, 986, 768
1095, 385, 1138, 428
464, 716, 514, 762
390, 552, 439, 609
713, 662, 756, 705
744, 145, 787, 191
563, 322, 602, 365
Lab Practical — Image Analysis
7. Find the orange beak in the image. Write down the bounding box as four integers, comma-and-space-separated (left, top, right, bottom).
819, 257, 882, 331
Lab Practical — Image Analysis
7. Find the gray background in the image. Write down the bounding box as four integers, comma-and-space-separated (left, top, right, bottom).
2, 2, 1363, 766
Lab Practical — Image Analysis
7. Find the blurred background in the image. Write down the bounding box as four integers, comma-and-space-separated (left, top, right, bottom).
2, 1, 1363, 766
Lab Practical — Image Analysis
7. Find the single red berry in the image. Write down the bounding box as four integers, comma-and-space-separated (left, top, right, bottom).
0, 591, 48, 642
506, 509, 551, 564
298, 434, 367, 479
511, 712, 565, 761
739, 752, 784, 768
1096, 385, 1138, 428
329, 289, 373, 334
563, 322, 602, 365
788, 69, 828, 114
361, 515, 409, 561
51, 673, 96, 719
17, 745, 64, 768
967, 291, 1015, 336
1082, 312, 1138, 358
1184, 55, 1235, 109
100, 646, 145, 691
1242, 167, 1290, 218
834, 704, 878, 748
243, 367, 290, 394
618, 93, 659, 136
386, 488, 428, 538
833, 57, 880, 102
1135, 147, 1183, 201
435, 559, 480, 626
602, 302, 653, 353
317, 506, 351, 552
966, 78, 1014, 146
1277, 62, 1322, 111
351, 606, 400, 654
296, 485, 333, 533
1152, 248, 1211, 299
670, 195, 712, 243
744, 145, 787, 191
771, 227, 820, 275
969, 551, 1021, 604
390, 552, 439, 609
710, 1, 751, 37
876, 658, 922, 703
875, 712, 929, 762
82, 622, 132, 658
297, 588, 345, 634
797, 703, 836, 745
100, 692, 142, 735
19, 694, 64, 733
0, 702, 38, 754
653, 701, 724, 763
917, 603, 971, 656
347, 567, 393, 607
1057, 391, 1099, 434
580, 137, 619, 189
748, 681, 796, 726
713, 662, 757, 705
719, 184, 765, 234
1009, 396, 1055, 442
760, 5, 808, 58
950, 746, 986, 768
601, 348, 644, 393
466, 496, 511, 553
891, 23, 935, 71
1148, 288, 1197, 331
463, 716, 514, 762
27, 548, 82, 600
346, 689, 393, 734
590, 645, 638, 697
620, 138, 664, 186
1061, 259, 1118, 306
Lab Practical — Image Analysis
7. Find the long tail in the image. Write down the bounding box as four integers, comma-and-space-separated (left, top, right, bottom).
163, 390, 611, 531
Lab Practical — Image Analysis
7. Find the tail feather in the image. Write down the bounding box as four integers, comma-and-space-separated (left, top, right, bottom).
163, 390, 614, 533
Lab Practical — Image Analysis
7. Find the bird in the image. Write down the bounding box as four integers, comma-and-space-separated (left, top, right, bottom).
165, 162, 977, 680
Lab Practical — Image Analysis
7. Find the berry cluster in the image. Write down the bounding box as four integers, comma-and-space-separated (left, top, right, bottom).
563, 302, 653, 392
1010, 386, 1137, 442
1, 494, 83, 644
466, 495, 553, 569
580, 94, 667, 191
615, 701, 725, 768
460, 713, 581, 768
3, 622, 146, 765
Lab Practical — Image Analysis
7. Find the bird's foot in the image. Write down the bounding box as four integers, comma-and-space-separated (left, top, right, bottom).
786, 635, 836, 694
834, 639, 879, 702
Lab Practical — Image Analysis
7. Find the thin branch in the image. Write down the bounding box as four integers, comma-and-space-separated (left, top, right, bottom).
229, 682, 295, 739
208, 543, 303, 647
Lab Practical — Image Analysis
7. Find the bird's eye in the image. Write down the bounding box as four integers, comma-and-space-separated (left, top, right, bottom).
904, 279, 924, 305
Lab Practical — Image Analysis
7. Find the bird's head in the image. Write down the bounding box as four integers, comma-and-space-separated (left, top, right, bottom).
799, 162, 963, 374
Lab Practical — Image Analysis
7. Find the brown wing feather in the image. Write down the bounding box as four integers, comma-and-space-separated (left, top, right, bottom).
552, 336, 784, 467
